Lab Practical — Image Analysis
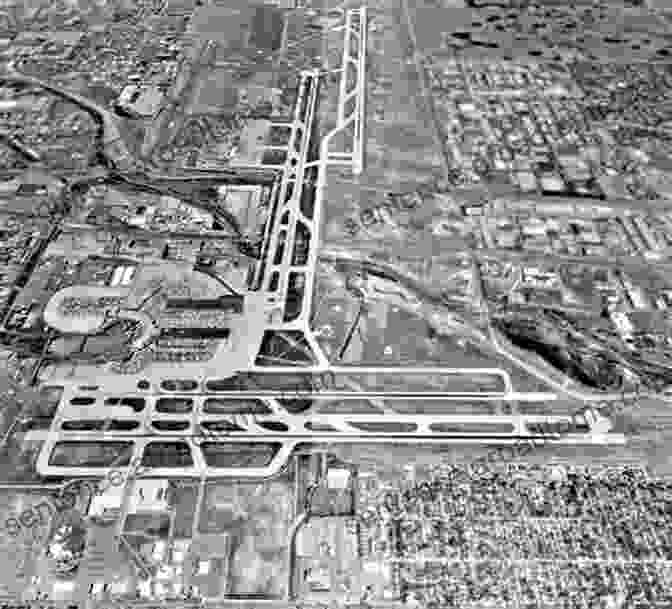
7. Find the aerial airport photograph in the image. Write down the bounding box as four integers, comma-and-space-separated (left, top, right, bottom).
0, 0, 671, 607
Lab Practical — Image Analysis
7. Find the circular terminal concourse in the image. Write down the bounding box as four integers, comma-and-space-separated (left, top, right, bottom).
43, 285, 156, 352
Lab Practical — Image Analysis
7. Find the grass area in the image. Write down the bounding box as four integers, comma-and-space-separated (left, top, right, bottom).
386, 400, 500, 416
337, 372, 505, 392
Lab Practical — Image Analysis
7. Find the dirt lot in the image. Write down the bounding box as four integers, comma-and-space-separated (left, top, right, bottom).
200, 478, 295, 598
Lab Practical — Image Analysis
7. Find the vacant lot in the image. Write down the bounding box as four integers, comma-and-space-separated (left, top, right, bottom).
200, 478, 295, 598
